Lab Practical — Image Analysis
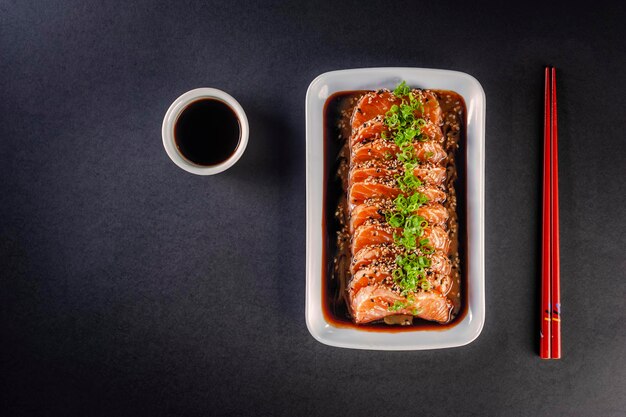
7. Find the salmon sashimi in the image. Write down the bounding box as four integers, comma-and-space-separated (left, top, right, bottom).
349, 205, 384, 233
349, 167, 398, 184
351, 92, 401, 132
351, 224, 395, 254
417, 204, 450, 226
350, 115, 385, 146
349, 202, 449, 232
421, 122, 445, 144
349, 183, 446, 205
350, 244, 452, 276
418, 90, 443, 125
351, 224, 449, 255
350, 285, 453, 324
351, 90, 443, 132
422, 225, 451, 255
348, 266, 451, 297
350, 244, 394, 275
351, 139, 446, 165
431, 274, 453, 296
350, 118, 444, 147
429, 253, 452, 276
349, 183, 401, 205
349, 268, 393, 294
349, 166, 446, 186
413, 166, 447, 185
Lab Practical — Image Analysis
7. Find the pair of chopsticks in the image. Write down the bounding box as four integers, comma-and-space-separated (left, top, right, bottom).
540, 67, 561, 359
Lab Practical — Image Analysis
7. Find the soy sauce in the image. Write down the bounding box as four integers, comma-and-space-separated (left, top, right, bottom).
174, 98, 241, 166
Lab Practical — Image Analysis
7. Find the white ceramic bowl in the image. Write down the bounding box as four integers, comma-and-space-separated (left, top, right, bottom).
305, 68, 486, 350
162, 88, 249, 175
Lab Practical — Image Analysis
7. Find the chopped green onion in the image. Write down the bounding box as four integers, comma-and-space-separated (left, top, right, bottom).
388, 300, 407, 312
380, 81, 442, 296
393, 81, 411, 97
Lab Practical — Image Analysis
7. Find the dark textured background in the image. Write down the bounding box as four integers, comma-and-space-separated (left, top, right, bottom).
1, 1, 625, 416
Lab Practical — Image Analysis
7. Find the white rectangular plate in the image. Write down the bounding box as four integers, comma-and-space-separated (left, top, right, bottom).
305, 67, 486, 350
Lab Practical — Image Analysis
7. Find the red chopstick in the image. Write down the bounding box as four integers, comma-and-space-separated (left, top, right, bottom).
540, 67, 561, 360
540, 67, 552, 359
550, 68, 561, 359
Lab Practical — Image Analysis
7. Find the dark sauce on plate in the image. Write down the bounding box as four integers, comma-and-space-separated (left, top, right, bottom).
321, 90, 469, 332
174, 98, 241, 166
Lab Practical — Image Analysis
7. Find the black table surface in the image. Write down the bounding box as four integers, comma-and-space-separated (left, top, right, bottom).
2, 1, 625, 416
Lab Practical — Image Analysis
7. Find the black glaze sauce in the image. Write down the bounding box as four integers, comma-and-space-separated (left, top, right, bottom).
174, 98, 241, 166
322, 90, 468, 332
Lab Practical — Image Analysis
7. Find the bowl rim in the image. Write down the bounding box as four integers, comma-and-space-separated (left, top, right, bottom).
161, 87, 249, 176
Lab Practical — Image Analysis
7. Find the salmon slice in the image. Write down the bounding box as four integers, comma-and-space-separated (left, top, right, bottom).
350, 116, 386, 147
348, 267, 451, 297
421, 122, 445, 144
350, 245, 452, 276
348, 183, 446, 206
423, 225, 451, 255
419, 90, 443, 125
434, 274, 453, 296
350, 205, 385, 233
413, 167, 447, 185
349, 166, 446, 186
429, 253, 452, 276
349, 202, 449, 232
350, 118, 444, 147
351, 92, 401, 132
350, 167, 398, 184
349, 268, 393, 295
351, 224, 450, 255
351, 90, 443, 132
349, 183, 401, 205
352, 225, 395, 254
417, 205, 449, 226
351, 139, 446, 165
350, 244, 392, 275
350, 285, 452, 324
